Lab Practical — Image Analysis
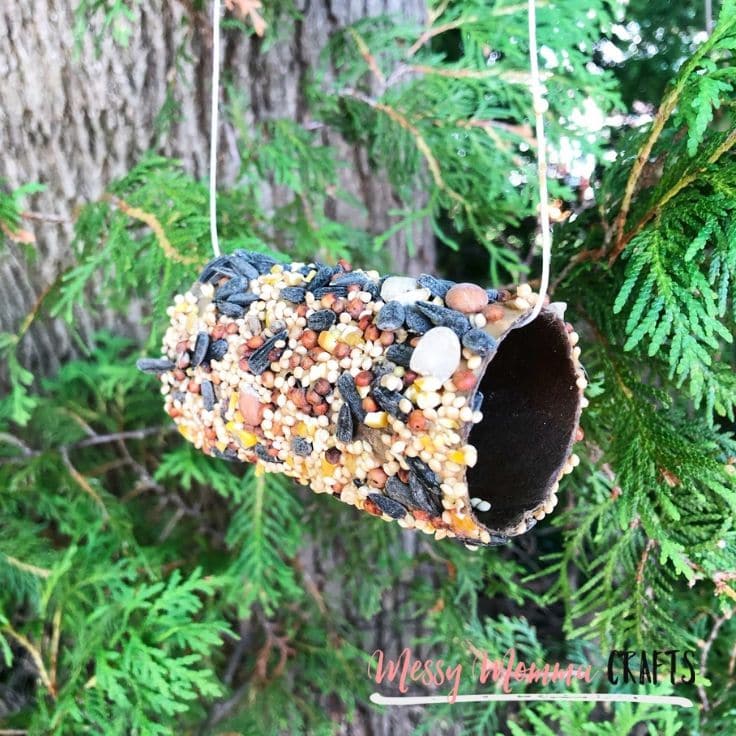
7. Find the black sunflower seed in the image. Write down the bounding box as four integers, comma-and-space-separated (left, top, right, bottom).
472, 391, 484, 413
206, 339, 228, 362
307, 265, 336, 291
307, 309, 337, 332
228, 253, 260, 280
216, 301, 246, 319
486, 288, 500, 303
332, 272, 368, 287
136, 357, 175, 374
248, 329, 288, 375
376, 301, 405, 332
385, 343, 413, 369
336, 403, 354, 442
371, 386, 407, 420
234, 249, 279, 275
414, 301, 471, 337
281, 286, 307, 303
368, 493, 407, 519
226, 292, 260, 307
172, 391, 186, 403
363, 281, 380, 300
337, 372, 366, 421
407, 456, 441, 493
488, 533, 510, 546
291, 437, 313, 456
462, 329, 496, 357
198, 255, 236, 283
404, 304, 434, 334
384, 476, 414, 508
215, 276, 249, 301
408, 473, 443, 515
417, 273, 455, 299
192, 332, 210, 367
201, 380, 216, 411
311, 285, 348, 299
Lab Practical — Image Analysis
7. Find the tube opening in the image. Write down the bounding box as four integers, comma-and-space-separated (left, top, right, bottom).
466, 312, 579, 531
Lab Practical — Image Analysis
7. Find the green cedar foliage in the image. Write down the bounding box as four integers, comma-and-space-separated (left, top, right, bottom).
1, 1, 735, 734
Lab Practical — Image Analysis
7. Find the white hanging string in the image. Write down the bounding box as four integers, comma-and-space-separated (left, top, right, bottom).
205, 0, 550, 290
209, 0, 223, 258
523, 0, 552, 324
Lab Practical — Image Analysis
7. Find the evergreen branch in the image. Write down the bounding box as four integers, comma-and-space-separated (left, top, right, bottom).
60, 447, 110, 521
337, 88, 467, 207
0, 426, 172, 465
611, 16, 736, 262
613, 127, 736, 261
348, 28, 385, 86
407, 18, 476, 57
2, 554, 51, 578
105, 194, 201, 265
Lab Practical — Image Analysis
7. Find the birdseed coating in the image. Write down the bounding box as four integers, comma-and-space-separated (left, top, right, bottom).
140, 250, 587, 548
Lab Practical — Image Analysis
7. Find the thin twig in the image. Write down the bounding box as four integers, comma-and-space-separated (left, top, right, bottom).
2, 554, 51, 578
610, 30, 724, 262
60, 447, 110, 520
697, 612, 730, 710
2, 625, 57, 699
611, 127, 736, 261
105, 195, 200, 265
348, 28, 385, 87
338, 88, 467, 207
22, 210, 70, 225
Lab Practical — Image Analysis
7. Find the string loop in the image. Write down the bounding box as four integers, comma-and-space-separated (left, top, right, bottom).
523, 0, 552, 324
209, 0, 222, 258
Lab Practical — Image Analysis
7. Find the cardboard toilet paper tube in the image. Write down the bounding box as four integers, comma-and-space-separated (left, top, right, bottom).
138, 250, 586, 548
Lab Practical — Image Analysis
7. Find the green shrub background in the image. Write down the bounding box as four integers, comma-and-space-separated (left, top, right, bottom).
1, 1, 735, 733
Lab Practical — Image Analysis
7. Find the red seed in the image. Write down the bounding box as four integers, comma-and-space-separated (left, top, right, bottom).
313, 378, 332, 396
334, 342, 350, 359
355, 370, 373, 387
452, 369, 476, 392
362, 397, 378, 413
306, 389, 322, 406
407, 410, 426, 431
301, 329, 318, 349
212, 324, 226, 339
247, 335, 264, 349
367, 467, 388, 488
347, 300, 364, 319
365, 325, 380, 342
484, 304, 505, 323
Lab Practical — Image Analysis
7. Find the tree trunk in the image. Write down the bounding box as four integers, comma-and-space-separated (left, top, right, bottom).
0, 0, 434, 377
0, 2, 437, 734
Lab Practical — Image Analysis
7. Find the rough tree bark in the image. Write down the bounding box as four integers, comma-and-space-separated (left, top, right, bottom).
0, 2, 438, 735
0, 0, 434, 376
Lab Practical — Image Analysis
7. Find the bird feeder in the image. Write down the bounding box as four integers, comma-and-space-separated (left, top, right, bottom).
138, 250, 585, 548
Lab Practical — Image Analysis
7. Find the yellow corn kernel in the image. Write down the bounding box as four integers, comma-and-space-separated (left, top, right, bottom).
235, 430, 258, 448
364, 411, 389, 429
